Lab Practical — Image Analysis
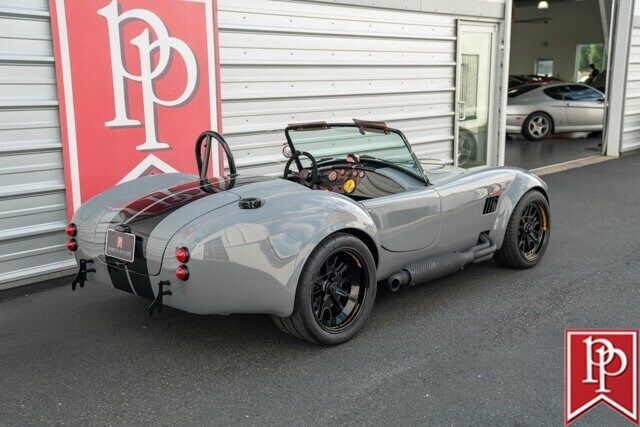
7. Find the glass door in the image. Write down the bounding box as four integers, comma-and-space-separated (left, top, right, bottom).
456, 22, 498, 168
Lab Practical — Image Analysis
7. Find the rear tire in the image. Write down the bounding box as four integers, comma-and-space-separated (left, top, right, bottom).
494, 190, 551, 269
272, 233, 377, 345
522, 113, 553, 141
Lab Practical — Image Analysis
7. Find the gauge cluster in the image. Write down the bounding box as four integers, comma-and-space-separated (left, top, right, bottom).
311, 167, 366, 195
295, 163, 407, 199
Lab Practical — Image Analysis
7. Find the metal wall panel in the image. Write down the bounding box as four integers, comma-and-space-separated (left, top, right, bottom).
309, 0, 506, 19
0, 0, 75, 289
623, 3, 640, 153
218, 0, 458, 175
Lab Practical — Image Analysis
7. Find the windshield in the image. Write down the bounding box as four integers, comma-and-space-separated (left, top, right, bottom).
285, 125, 426, 181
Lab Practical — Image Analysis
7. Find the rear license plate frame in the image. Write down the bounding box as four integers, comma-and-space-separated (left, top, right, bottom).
105, 229, 136, 263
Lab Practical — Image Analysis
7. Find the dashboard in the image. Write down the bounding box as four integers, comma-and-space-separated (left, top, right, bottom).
302, 166, 406, 199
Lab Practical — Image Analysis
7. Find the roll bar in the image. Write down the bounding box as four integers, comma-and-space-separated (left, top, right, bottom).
195, 130, 237, 179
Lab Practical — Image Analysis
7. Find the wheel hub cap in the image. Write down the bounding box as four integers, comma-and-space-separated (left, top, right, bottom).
311, 250, 367, 331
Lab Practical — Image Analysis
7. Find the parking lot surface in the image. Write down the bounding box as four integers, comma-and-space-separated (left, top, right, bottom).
1, 152, 639, 426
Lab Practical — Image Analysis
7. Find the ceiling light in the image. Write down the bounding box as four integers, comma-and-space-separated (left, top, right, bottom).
538, 1, 549, 9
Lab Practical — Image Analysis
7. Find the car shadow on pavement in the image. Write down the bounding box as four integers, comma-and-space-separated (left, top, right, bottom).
95, 259, 505, 353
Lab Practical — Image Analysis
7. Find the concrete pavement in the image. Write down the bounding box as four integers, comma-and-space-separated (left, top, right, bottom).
1, 152, 639, 426
506, 133, 601, 170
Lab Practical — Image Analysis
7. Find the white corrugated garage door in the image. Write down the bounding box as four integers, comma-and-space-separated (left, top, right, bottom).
623, 5, 640, 153
218, 0, 457, 175
0, 0, 75, 289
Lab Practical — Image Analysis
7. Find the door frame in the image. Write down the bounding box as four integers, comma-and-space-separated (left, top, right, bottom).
454, 20, 501, 168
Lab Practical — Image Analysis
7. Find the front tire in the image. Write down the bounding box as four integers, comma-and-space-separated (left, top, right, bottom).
522, 112, 553, 141
494, 190, 551, 269
272, 233, 377, 345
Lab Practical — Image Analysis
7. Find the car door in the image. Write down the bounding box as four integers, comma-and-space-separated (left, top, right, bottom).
559, 84, 605, 130
362, 187, 441, 252
540, 86, 569, 130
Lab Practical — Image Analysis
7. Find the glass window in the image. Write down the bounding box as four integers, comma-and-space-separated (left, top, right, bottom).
575, 44, 605, 82
543, 86, 564, 100
535, 59, 554, 76
559, 85, 603, 101
461, 54, 479, 119
457, 27, 494, 168
509, 84, 539, 98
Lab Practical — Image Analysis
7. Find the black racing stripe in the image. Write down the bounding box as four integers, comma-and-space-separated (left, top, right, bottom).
128, 271, 155, 299
124, 234, 154, 299
119, 176, 276, 223
107, 265, 133, 294
119, 180, 220, 223
105, 175, 278, 298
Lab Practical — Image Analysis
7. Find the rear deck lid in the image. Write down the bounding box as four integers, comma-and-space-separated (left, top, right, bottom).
97, 179, 240, 275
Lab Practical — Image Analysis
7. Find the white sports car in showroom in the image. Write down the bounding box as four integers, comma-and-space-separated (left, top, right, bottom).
506, 82, 604, 140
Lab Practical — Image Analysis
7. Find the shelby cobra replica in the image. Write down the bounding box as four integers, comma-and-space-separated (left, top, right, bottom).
67, 121, 550, 345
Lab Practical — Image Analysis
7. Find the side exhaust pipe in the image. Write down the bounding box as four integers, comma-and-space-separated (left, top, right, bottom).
386, 235, 496, 292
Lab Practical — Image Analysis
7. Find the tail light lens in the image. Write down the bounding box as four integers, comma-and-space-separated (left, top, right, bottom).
66, 223, 77, 237
175, 247, 190, 263
176, 265, 190, 281
66, 239, 78, 252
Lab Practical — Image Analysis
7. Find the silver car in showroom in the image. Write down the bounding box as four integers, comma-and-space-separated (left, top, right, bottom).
506, 82, 605, 140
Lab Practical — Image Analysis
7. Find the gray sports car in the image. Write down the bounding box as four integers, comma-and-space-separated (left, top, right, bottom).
67, 121, 550, 345
506, 82, 604, 140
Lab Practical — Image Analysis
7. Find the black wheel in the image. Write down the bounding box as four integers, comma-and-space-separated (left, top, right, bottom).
272, 233, 377, 345
457, 129, 477, 168
522, 112, 553, 141
494, 190, 550, 269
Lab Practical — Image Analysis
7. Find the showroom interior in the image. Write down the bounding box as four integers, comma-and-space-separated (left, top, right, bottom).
506, 0, 612, 170
1, 0, 640, 290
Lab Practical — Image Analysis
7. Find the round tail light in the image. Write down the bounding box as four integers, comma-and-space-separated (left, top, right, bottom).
66, 239, 78, 252
176, 265, 190, 281
66, 223, 77, 237
175, 247, 190, 263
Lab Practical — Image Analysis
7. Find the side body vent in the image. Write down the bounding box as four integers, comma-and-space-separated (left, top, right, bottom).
483, 196, 499, 215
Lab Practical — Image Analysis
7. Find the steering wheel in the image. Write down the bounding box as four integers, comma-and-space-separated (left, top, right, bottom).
283, 151, 318, 187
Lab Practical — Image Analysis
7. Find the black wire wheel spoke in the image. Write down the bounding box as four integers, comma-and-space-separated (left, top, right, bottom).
310, 250, 368, 332
516, 201, 548, 261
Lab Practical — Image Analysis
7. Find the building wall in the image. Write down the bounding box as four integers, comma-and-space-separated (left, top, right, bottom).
217, 0, 474, 175
510, 0, 606, 82
622, 0, 640, 153
0, 0, 75, 289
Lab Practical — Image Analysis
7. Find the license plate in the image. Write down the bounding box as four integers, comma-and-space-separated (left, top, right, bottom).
105, 229, 136, 263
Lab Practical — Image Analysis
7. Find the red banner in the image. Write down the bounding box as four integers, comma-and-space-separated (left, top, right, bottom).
565, 330, 639, 425
49, 0, 221, 216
